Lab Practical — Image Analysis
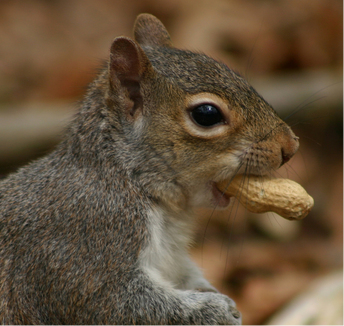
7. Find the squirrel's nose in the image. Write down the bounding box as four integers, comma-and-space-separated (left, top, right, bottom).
280, 136, 299, 166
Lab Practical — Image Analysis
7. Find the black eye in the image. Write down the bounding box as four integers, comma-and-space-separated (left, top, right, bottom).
191, 104, 224, 127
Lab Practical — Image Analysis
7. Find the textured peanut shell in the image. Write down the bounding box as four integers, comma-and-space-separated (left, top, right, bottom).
217, 175, 314, 220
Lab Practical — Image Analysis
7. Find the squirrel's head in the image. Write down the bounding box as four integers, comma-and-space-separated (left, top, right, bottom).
104, 14, 299, 211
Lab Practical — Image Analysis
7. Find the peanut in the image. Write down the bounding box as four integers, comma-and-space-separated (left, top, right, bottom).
216, 175, 314, 220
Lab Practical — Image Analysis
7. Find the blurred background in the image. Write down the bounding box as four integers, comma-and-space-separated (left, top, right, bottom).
0, 0, 342, 324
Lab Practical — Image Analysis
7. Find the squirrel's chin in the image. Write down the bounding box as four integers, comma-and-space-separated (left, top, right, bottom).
211, 182, 231, 208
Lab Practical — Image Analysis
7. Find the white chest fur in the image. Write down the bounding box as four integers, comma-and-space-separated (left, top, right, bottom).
138, 207, 195, 289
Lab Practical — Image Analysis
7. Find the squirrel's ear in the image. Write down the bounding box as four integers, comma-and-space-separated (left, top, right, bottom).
109, 37, 153, 118
134, 13, 172, 48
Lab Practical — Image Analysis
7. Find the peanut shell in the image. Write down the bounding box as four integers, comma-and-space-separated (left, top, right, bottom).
216, 175, 314, 220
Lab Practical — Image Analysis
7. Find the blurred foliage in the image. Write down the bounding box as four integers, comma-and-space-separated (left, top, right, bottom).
0, 0, 342, 324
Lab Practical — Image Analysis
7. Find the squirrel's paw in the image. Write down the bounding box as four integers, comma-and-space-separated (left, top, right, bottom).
188, 292, 241, 325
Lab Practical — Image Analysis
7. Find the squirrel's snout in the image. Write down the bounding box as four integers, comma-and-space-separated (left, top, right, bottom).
280, 135, 299, 166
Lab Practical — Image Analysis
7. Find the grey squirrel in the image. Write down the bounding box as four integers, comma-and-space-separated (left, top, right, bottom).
0, 14, 299, 324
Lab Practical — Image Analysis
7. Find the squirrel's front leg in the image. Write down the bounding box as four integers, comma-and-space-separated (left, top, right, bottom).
120, 273, 241, 325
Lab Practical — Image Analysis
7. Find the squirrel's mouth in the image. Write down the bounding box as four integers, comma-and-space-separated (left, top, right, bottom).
211, 182, 232, 208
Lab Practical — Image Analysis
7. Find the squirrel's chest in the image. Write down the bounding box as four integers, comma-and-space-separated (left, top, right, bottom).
138, 207, 194, 288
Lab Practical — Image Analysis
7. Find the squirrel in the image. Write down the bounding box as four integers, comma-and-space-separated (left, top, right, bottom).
0, 13, 299, 325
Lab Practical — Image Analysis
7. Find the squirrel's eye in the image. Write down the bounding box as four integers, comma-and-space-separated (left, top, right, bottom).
191, 104, 224, 127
